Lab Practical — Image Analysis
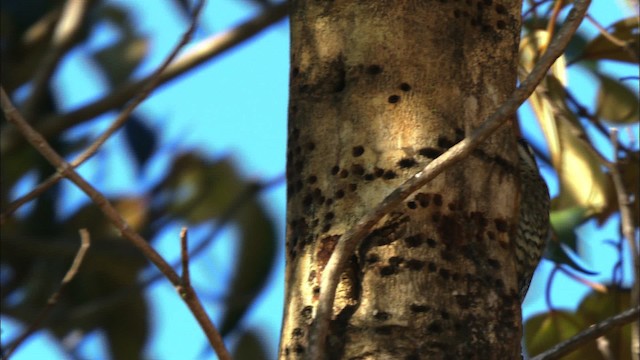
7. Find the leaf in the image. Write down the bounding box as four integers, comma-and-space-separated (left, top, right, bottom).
89, 4, 148, 87
595, 74, 640, 124
100, 291, 149, 360
534, 76, 613, 221
123, 115, 157, 170
546, 205, 597, 274
576, 288, 632, 360
544, 240, 598, 276
524, 311, 597, 359
549, 206, 588, 252
91, 34, 148, 87
219, 197, 277, 336
156, 154, 243, 223
154, 154, 277, 335
520, 31, 567, 168
520, 30, 568, 84
582, 17, 640, 64
232, 329, 271, 360
525, 288, 633, 359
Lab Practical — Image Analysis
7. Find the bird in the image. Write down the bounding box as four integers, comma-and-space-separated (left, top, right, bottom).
515, 138, 551, 303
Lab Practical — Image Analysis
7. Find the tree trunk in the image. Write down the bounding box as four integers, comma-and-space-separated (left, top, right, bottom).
281, 1, 524, 359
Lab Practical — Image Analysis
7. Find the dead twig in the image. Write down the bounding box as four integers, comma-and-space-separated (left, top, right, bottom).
309, 1, 592, 358
1, 229, 91, 360
179, 227, 192, 295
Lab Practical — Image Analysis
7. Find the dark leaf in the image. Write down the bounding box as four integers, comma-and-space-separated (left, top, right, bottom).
219, 198, 277, 336
232, 329, 271, 360
124, 116, 157, 170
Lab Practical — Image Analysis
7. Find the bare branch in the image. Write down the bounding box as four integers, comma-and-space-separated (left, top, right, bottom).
530, 306, 640, 360
0, 2, 289, 156
0, 85, 231, 360
179, 227, 192, 292
1, 229, 91, 360
309, 1, 592, 358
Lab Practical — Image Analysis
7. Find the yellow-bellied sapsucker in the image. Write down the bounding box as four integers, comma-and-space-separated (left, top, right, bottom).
515, 138, 550, 303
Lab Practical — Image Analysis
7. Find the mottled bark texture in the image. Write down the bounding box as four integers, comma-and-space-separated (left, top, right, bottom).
281, 1, 524, 359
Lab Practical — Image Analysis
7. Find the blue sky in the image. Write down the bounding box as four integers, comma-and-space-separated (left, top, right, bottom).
2, 1, 637, 359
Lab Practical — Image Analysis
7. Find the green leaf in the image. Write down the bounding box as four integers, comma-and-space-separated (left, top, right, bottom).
526, 288, 632, 359
232, 329, 271, 360
576, 288, 632, 360
524, 311, 597, 359
90, 4, 148, 87
155, 154, 278, 336
595, 74, 640, 124
546, 206, 597, 275
549, 206, 588, 251
91, 34, 148, 87
157, 154, 244, 223
582, 17, 640, 64
219, 197, 277, 335
103, 292, 149, 360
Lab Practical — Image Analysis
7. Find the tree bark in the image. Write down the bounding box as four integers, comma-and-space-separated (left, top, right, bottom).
281, 1, 524, 359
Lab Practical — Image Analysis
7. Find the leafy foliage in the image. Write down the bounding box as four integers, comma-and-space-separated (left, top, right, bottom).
519, 4, 638, 358
1, 1, 279, 359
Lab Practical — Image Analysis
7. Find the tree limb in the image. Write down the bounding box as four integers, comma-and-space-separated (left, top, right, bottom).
309, 1, 592, 358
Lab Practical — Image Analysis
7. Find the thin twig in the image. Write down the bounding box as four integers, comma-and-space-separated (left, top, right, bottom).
523, 0, 554, 19
1, 0, 206, 225
585, 14, 631, 47
1, 229, 91, 360
309, 1, 591, 358
180, 227, 191, 291
0, 87, 231, 360
557, 266, 608, 293
568, 13, 640, 65
530, 306, 640, 360
545, 264, 560, 312
20, 0, 91, 121
564, 89, 638, 160
60, 174, 284, 324
0, 2, 289, 156
541, 0, 564, 53
606, 129, 640, 360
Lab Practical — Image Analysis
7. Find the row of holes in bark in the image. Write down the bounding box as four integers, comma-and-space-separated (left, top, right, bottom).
452, 0, 510, 31
366, 253, 502, 277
